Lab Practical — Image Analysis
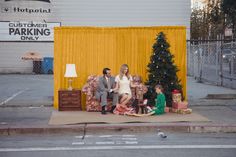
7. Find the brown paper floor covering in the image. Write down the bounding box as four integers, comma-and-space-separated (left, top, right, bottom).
49, 111, 210, 125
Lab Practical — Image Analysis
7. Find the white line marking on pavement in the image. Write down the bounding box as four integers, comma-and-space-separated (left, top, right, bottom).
0, 88, 28, 106
75, 135, 93, 138
99, 135, 113, 138
122, 138, 137, 141
28, 107, 41, 109
0, 122, 7, 125
1, 145, 236, 152
122, 135, 136, 137
72, 142, 85, 145
96, 142, 115, 145
125, 141, 138, 144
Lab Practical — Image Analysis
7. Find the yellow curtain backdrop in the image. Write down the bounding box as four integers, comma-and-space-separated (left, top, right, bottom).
54, 26, 187, 110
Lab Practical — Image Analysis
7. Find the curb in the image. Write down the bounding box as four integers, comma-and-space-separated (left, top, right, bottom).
189, 99, 236, 106
86, 123, 236, 134
0, 125, 85, 136
206, 94, 236, 99
1, 123, 236, 135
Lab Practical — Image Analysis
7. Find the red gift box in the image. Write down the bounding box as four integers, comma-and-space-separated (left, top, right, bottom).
172, 101, 188, 109
165, 107, 170, 113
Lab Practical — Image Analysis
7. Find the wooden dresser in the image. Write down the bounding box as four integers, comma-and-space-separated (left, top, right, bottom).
58, 89, 81, 111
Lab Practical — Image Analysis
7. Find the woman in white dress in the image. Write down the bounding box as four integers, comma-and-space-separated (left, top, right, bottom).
113, 64, 138, 115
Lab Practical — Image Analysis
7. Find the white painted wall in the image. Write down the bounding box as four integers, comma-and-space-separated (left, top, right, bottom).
0, 0, 190, 73
53, 0, 190, 29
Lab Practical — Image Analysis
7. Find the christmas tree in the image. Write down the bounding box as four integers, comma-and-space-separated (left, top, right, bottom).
145, 32, 182, 107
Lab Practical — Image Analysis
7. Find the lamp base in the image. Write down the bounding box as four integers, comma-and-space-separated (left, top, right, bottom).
68, 79, 73, 91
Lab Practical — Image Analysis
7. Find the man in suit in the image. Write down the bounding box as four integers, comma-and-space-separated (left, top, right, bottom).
95, 68, 118, 114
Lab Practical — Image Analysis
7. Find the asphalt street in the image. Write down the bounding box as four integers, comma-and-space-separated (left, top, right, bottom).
0, 74, 53, 107
0, 132, 236, 157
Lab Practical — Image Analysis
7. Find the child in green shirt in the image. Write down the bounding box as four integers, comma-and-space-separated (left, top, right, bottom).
153, 85, 166, 115
146, 84, 166, 116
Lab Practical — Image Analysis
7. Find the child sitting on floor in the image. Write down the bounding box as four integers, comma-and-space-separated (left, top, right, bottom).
146, 84, 166, 116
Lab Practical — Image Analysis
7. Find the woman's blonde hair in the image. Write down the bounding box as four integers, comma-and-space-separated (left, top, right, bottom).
119, 64, 130, 80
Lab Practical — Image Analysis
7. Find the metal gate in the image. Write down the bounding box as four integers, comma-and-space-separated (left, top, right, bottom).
187, 39, 236, 89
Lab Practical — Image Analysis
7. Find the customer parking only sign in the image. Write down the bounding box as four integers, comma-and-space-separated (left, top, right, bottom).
0, 21, 60, 41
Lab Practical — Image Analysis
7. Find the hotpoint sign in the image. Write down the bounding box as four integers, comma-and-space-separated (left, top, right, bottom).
1, 0, 52, 14
1, 7, 51, 13
0, 21, 60, 41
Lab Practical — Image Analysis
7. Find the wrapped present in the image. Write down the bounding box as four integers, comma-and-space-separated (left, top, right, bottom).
181, 108, 192, 114
172, 89, 182, 103
170, 108, 177, 113
172, 101, 188, 109
165, 107, 170, 113
172, 93, 181, 103
171, 108, 192, 114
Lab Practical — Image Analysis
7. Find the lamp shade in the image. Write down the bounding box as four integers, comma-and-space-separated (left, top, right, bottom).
64, 64, 77, 78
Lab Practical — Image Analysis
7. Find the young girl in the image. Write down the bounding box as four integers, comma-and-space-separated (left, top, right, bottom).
152, 84, 166, 115
145, 84, 166, 116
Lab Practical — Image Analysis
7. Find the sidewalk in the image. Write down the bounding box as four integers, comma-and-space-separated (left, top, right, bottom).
187, 76, 236, 106
0, 75, 236, 135
187, 77, 236, 102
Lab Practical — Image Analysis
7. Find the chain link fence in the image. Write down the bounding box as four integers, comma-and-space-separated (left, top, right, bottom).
187, 40, 236, 89
32, 57, 54, 74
